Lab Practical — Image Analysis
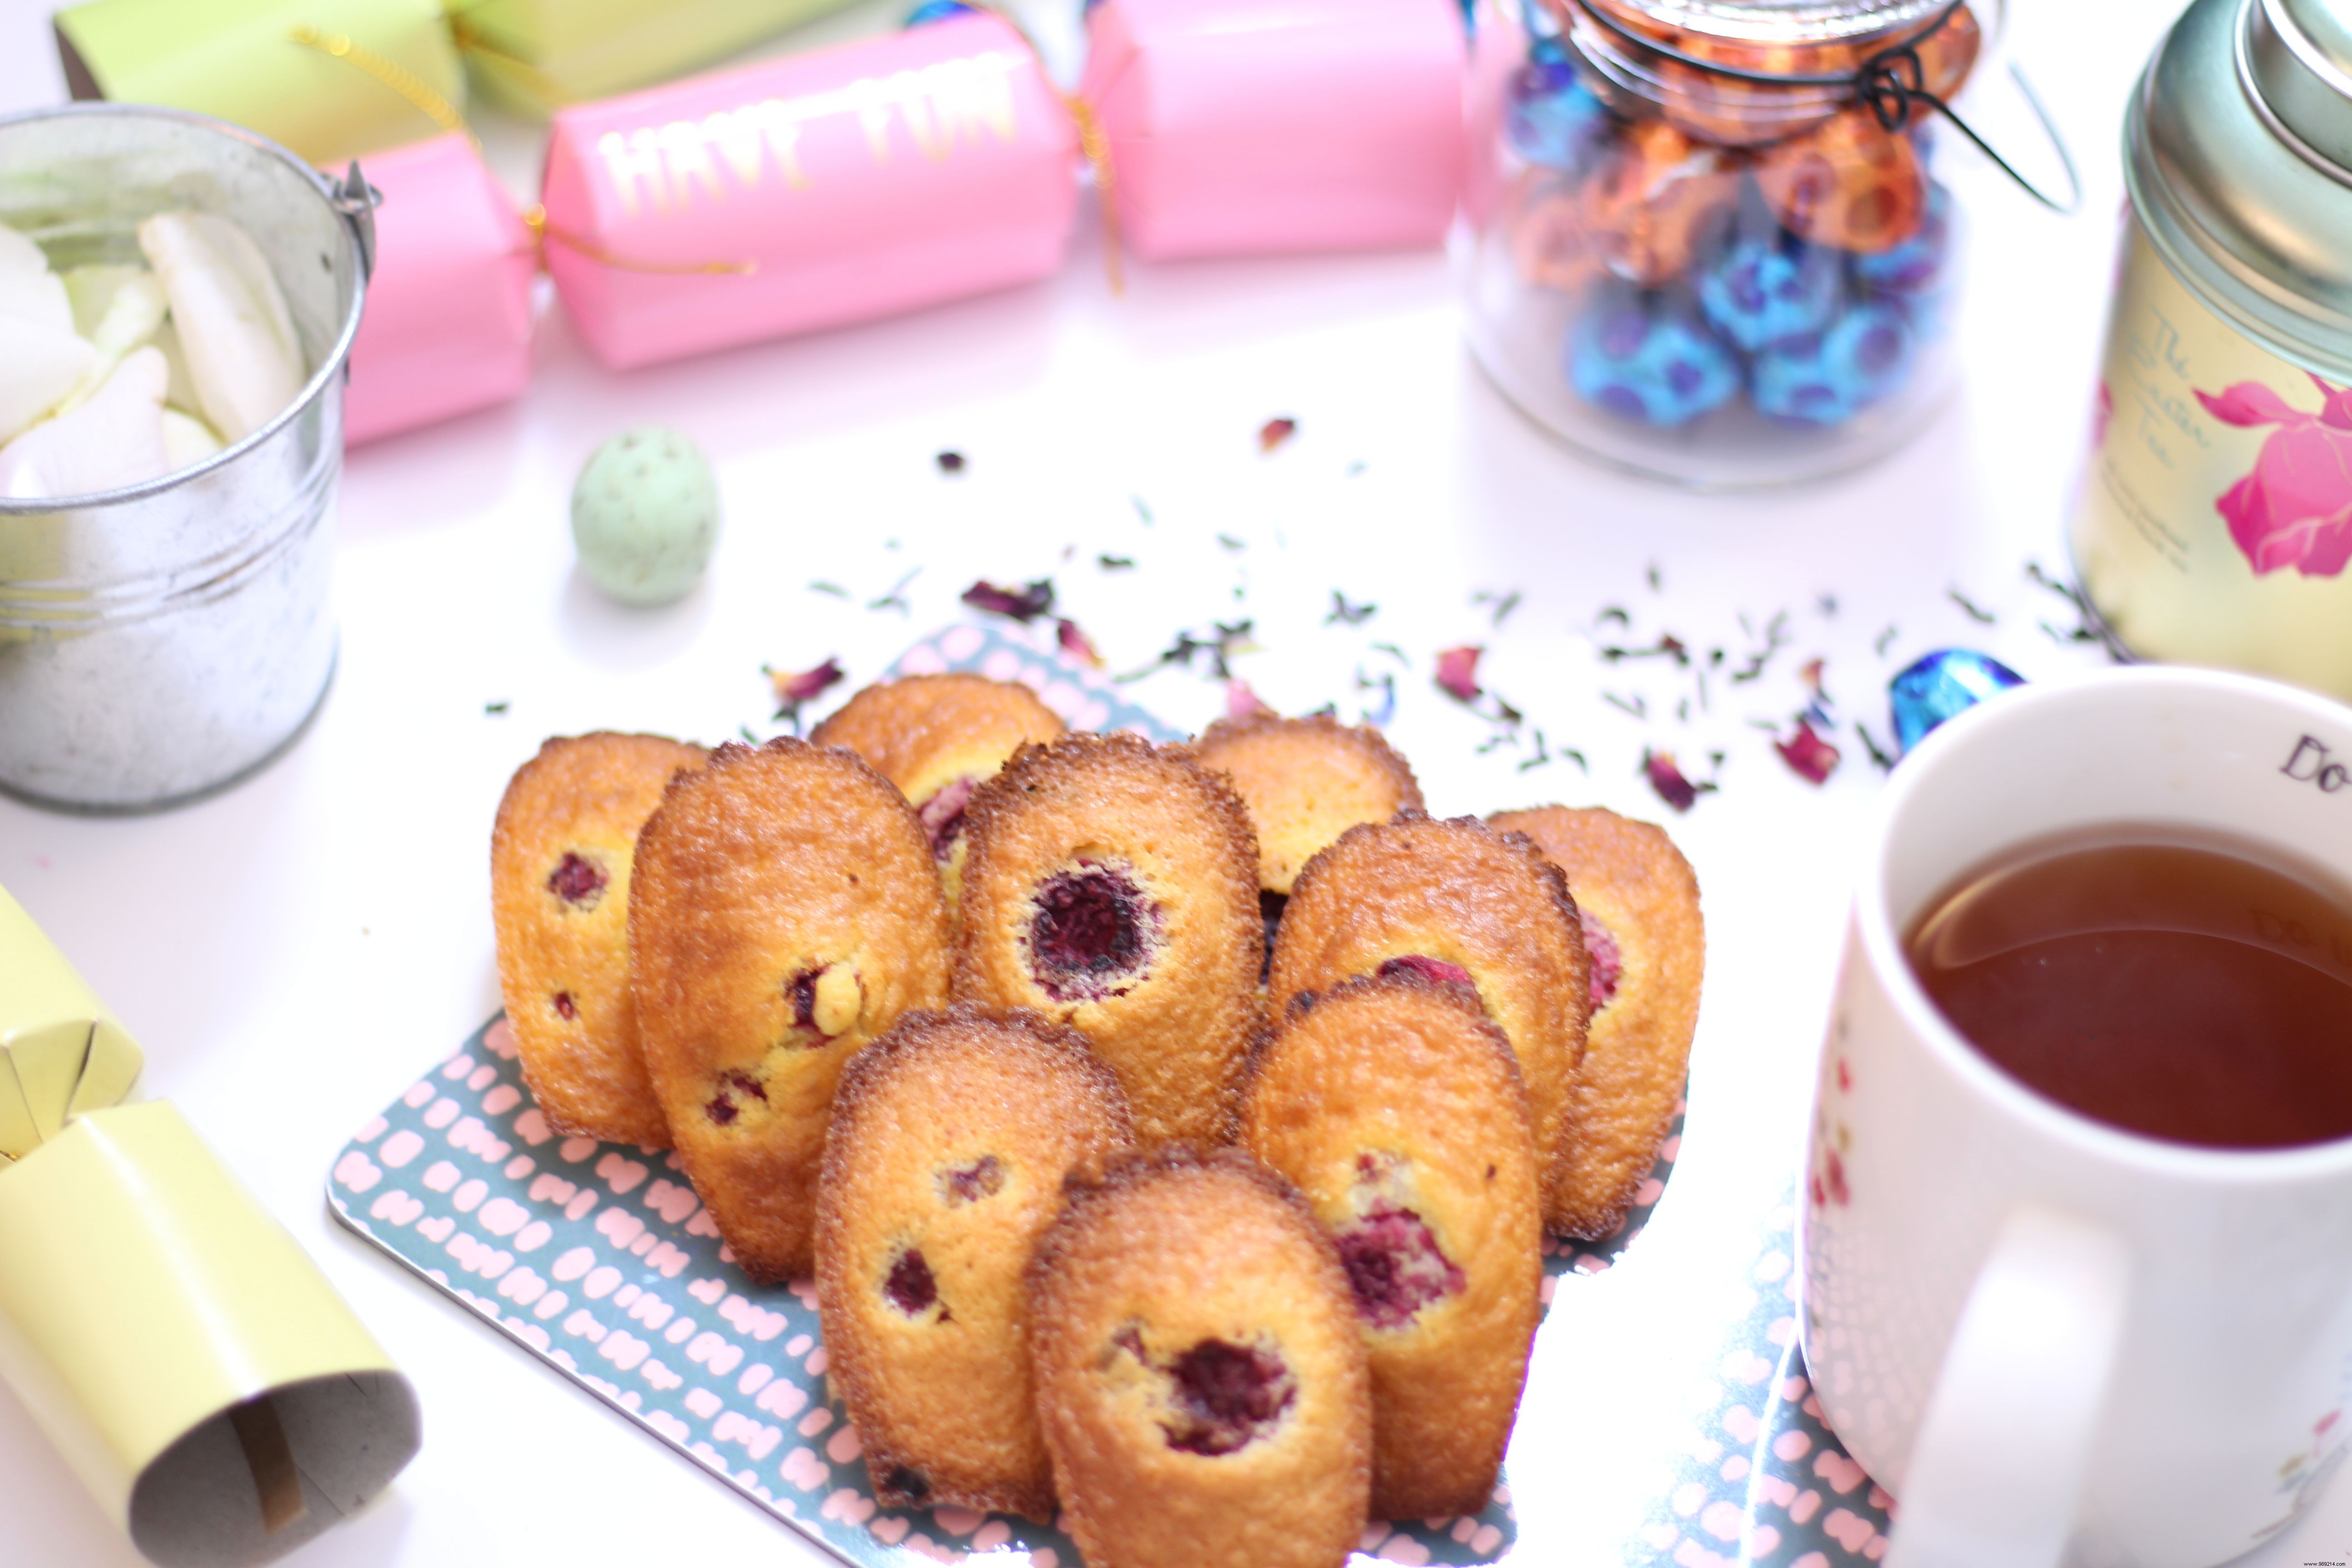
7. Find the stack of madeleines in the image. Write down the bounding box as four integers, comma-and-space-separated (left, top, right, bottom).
490, 674, 1703, 1568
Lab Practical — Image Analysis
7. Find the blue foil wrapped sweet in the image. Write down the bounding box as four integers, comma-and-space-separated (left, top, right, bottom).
906, 0, 979, 23
1505, 43, 1614, 175
1750, 300, 1915, 424
1696, 235, 1840, 351
1890, 648, 2026, 753
1568, 291, 1740, 427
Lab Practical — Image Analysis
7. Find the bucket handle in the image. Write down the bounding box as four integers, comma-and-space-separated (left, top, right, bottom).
327, 162, 381, 283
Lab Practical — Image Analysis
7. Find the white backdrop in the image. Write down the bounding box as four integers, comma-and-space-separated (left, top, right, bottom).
3, 0, 2346, 1564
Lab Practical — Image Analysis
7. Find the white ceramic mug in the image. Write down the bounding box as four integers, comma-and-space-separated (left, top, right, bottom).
1800, 666, 2352, 1568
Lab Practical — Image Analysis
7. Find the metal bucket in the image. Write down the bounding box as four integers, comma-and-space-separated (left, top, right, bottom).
0, 106, 372, 812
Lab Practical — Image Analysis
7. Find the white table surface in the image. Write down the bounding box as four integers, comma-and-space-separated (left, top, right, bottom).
5, 0, 2348, 1563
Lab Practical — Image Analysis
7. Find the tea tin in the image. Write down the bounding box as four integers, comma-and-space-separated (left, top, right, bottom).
2073, 0, 2352, 700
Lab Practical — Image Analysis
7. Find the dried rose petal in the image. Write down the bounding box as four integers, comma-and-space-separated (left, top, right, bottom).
1258, 416, 1297, 454
1435, 646, 1483, 703
769, 657, 844, 706
1798, 657, 1825, 695
1225, 680, 1274, 721
1644, 750, 1699, 813
962, 578, 1056, 622
1775, 719, 1841, 785
1057, 617, 1102, 666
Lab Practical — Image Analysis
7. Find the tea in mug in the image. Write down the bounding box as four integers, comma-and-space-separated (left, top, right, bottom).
1905, 828, 2352, 1149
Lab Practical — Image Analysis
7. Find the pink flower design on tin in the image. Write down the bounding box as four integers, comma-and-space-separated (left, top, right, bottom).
2197, 376, 2352, 578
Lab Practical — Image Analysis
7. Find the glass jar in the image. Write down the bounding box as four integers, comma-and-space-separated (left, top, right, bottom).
1461, 0, 1996, 487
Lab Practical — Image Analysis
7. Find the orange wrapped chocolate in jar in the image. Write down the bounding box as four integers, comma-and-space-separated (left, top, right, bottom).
1461, 0, 2063, 487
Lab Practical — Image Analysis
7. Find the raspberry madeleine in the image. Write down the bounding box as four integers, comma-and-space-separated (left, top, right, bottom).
1490, 806, 1703, 1239
810, 673, 1066, 904
1191, 713, 1423, 898
630, 739, 951, 1281
1240, 974, 1542, 1518
491, 732, 706, 1147
817, 1008, 1133, 1520
1270, 813, 1590, 1231
952, 733, 1264, 1144
1028, 1146, 1372, 1568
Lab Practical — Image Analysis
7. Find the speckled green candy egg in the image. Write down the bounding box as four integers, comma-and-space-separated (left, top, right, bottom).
570, 427, 719, 605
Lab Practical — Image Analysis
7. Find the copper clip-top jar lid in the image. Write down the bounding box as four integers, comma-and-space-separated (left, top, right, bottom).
1585, 0, 1955, 48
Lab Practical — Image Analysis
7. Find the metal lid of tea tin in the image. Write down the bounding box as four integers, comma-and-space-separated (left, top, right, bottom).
2131, 0, 2352, 376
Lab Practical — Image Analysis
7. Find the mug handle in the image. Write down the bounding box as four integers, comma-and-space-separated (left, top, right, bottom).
1883, 1205, 2133, 1568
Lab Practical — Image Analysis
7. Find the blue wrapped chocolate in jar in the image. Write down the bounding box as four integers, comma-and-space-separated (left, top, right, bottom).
1461, 0, 2060, 487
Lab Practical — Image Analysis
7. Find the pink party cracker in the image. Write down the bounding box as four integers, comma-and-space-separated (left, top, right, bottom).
344, 133, 536, 446
540, 13, 1078, 369
1079, 0, 1467, 261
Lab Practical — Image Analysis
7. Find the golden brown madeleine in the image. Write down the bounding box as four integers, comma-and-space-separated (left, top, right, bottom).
810, 673, 1066, 904
1191, 714, 1423, 897
1239, 974, 1542, 1518
1027, 1146, 1372, 1568
816, 1007, 1134, 1520
492, 732, 707, 1147
952, 733, 1264, 1144
1490, 806, 1703, 1239
1270, 812, 1590, 1231
630, 739, 951, 1280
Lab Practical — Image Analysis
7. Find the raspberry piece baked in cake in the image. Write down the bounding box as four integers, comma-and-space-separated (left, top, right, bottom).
629, 738, 951, 1280
951, 733, 1264, 1144
1027, 1146, 1372, 1568
1490, 806, 1703, 1239
1190, 713, 1423, 956
816, 1007, 1133, 1519
809, 673, 1065, 906
1239, 972, 1542, 1518
1269, 812, 1591, 1232
491, 732, 707, 1147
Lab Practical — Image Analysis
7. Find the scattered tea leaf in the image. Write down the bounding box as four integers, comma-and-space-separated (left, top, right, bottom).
1948, 588, 1996, 625
1326, 591, 1376, 626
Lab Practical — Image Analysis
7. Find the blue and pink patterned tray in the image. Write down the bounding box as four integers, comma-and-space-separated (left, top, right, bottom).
326, 620, 1891, 1568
